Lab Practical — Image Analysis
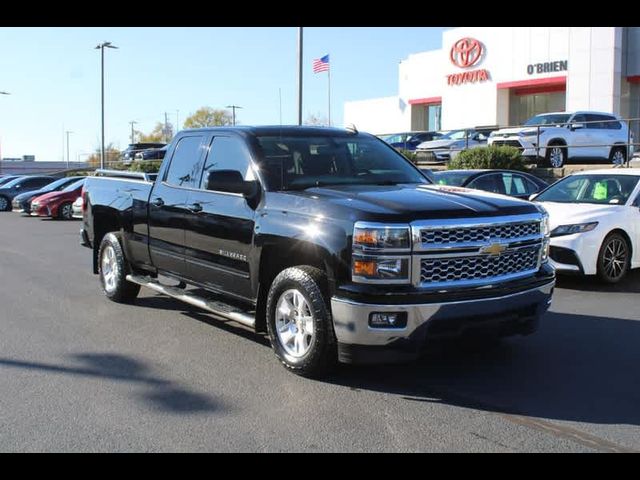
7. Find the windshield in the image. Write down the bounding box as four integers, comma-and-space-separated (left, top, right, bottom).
535, 174, 640, 205
524, 114, 571, 127
438, 129, 468, 140
1, 176, 30, 188
62, 178, 85, 192
255, 134, 430, 191
45, 177, 80, 192
432, 171, 473, 186
0, 176, 19, 186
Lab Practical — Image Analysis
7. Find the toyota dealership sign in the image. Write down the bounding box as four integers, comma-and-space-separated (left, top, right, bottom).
446, 37, 490, 86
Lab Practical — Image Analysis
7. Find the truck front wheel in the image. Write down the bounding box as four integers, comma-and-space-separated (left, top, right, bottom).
98, 232, 141, 303
266, 266, 338, 378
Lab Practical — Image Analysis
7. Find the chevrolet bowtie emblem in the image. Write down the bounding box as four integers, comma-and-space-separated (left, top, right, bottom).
481, 243, 507, 256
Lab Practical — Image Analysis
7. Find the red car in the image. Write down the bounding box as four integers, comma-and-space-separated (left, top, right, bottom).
31, 178, 86, 220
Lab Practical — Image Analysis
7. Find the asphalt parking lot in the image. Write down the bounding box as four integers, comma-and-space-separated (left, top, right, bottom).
1, 213, 639, 452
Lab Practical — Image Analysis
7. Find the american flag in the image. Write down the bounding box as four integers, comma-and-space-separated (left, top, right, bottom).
313, 54, 330, 73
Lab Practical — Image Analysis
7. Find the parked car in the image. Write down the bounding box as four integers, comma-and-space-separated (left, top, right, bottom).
0, 176, 56, 212
0, 175, 21, 187
531, 169, 640, 283
427, 169, 548, 200
31, 178, 85, 220
12, 176, 83, 214
379, 131, 444, 151
82, 125, 554, 377
72, 195, 83, 219
416, 126, 498, 162
488, 111, 634, 168
121, 142, 166, 164
134, 145, 168, 161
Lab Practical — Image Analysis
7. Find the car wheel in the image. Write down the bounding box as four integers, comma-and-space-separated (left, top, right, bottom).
0, 196, 9, 212
98, 232, 141, 303
58, 202, 73, 220
266, 266, 338, 378
545, 144, 566, 168
597, 232, 630, 284
609, 146, 626, 166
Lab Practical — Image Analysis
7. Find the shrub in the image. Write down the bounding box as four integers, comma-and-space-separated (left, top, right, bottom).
448, 146, 527, 171
397, 149, 418, 164
129, 160, 162, 173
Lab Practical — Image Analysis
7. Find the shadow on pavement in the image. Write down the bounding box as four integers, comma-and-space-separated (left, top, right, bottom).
555, 270, 640, 294
326, 310, 640, 427
0, 352, 221, 414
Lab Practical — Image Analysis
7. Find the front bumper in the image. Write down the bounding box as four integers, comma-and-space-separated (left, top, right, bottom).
549, 230, 600, 275
331, 280, 554, 364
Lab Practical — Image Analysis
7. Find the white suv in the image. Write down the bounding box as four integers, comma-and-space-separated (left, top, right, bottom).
488, 111, 634, 168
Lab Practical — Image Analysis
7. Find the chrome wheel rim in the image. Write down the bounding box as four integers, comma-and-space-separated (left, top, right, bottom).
549, 147, 564, 168
603, 238, 627, 280
612, 150, 626, 166
101, 245, 118, 293
62, 204, 73, 219
275, 289, 315, 358
0, 197, 7, 210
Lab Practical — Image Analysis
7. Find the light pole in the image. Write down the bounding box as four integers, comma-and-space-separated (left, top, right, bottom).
226, 105, 242, 126
65, 131, 73, 169
95, 41, 118, 169
0, 91, 9, 174
129, 121, 137, 144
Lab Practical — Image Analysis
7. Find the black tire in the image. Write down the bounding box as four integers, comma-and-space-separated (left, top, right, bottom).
57, 202, 73, 220
597, 232, 630, 284
0, 196, 9, 212
545, 143, 566, 168
98, 232, 141, 303
609, 146, 627, 166
266, 266, 338, 378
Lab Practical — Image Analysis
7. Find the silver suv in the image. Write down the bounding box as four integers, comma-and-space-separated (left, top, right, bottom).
488, 111, 634, 168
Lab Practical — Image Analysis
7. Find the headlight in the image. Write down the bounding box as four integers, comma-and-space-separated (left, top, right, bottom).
550, 222, 599, 237
520, 129, 545, 137
352, 256, 411, 284
353, 224, 410, 251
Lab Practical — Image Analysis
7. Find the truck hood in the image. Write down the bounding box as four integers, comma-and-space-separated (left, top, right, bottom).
278, 183, 539, 223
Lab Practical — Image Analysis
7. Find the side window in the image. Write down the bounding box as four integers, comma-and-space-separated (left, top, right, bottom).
501, 173, 529, 196
602, 115, 621, 130
584, 114, 603, 129
468, 174, 505, 194
164, 136, 204, 188
200, 136, 252, 190
572, 114, 587, 125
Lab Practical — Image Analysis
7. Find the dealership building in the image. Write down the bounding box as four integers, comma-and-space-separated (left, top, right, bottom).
344, 27, 640, 139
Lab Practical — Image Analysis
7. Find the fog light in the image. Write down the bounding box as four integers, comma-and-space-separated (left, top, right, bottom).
369, 312, 407, 329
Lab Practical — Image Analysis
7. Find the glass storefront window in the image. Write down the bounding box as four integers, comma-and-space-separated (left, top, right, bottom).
509, 91, 566, 127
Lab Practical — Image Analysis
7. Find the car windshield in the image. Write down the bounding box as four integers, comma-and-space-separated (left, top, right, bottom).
1, 176, 31, 188
378, 133, 407, 144
62, 178, 85, 192
0, 176, 19, 186
432, 171, 474, 186
46, 177, 80, 191
255, 134, 430, 191
524, 114, 571, 126
535, 174, 640, 205
438, 130, 468, 140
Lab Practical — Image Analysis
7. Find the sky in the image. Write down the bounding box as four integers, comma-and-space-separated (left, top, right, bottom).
0, 27, 449, 162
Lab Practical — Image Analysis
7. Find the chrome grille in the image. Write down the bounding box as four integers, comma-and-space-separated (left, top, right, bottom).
420, 221, 539, 245
420, 246, 539, 284
491, 140, 523, 149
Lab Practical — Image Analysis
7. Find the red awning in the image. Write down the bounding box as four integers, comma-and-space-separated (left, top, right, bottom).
497, 76, 567, 95
408, 96, 442, 105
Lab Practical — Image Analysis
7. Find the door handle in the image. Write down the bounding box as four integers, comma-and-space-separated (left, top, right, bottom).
188, 202, 203, 213
151, 197, 164, 207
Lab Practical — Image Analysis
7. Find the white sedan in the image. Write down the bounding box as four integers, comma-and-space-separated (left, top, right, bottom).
532, 168, 640, 283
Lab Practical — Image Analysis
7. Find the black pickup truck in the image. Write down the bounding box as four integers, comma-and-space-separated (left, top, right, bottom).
81, 126, 555, 377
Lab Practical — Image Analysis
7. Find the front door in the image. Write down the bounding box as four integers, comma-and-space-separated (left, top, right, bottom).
148, 134, 206, 277
183, 134, 257, 302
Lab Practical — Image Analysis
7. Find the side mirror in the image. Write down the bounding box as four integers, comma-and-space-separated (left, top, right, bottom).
206, 169, 258, 198
570, 123, 584, 131
528, 193, 538, 201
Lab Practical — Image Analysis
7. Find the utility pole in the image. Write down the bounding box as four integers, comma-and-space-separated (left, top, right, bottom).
129, 121, 137, 144
0, 92, 8, 174
176, 110, 180, 133
226, 105, 242, 126
163, 112, 171, 142
279, 88, 282, 125
65, 131, 73, 169
95, 41, 118, 169
297, 27, 303, 126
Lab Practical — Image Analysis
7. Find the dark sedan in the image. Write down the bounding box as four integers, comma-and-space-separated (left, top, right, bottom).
0, 175, 21, 187
12, 176, 84, 214
133, 145, 168, 161
0, 176, 56, 211
379, 131, 444, 151
424, 169, 548, 200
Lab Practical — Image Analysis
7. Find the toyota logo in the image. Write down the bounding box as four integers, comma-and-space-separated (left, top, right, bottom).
450, 38, 483, 68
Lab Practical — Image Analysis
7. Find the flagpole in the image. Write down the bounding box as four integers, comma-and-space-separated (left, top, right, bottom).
328, 61, 331, 127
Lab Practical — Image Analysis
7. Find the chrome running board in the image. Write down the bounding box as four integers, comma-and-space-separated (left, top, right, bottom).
126, 274, 255, 328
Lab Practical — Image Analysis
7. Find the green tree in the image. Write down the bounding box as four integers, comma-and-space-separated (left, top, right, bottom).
87, 143, 122, 169
184, 107, 233, 128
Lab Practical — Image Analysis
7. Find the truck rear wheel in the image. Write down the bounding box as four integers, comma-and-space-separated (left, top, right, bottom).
98, 232, 141, 303
266, 266, 338, 378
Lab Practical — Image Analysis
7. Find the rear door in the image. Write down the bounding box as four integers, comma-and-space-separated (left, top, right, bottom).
183, 134, 257, 301
148, 134, 207, 277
